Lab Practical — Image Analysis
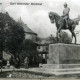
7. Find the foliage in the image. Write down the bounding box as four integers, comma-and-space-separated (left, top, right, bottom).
48, 32, 72, 44
48, 35, 57, 44
36, 37, 42, 44
58, 31, 72, 44
4, 23, 25, 56
20, 39, 40, 64
0, 12, 25, 59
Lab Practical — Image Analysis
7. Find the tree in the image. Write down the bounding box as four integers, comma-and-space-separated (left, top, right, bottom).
47, 32, 72, 44
20, 39, 40, 66
4, 23, 25, 56
36, 37, 42, 44
48, 34, 57, 44
58, 31, 72, 44
0, 12, 25, 67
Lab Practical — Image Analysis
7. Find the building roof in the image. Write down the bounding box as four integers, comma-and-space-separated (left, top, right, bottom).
18, 17, 37, 35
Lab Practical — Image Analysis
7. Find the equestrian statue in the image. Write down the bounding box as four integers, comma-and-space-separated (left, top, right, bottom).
49, 2, 80, 44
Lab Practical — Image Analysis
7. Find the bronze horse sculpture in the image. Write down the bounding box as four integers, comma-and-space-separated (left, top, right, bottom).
49, 12, 79, 44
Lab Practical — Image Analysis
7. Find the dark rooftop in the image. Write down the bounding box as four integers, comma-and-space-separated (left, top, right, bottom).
18, 18, 37, 35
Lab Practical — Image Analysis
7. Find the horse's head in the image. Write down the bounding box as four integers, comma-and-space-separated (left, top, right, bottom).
49, 12, 55, 23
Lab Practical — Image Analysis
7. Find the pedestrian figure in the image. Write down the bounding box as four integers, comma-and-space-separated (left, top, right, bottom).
7, 60, 10, 68
24, 57, 29, 69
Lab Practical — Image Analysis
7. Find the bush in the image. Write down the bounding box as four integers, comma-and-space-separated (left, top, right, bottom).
19, 39, 40, 66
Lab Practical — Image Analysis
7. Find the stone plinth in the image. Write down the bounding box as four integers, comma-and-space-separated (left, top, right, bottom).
47, 43, 80, 64
42, 43, 80, 69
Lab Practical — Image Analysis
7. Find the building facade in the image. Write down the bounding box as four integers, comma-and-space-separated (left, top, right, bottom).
18, 18, 37, 42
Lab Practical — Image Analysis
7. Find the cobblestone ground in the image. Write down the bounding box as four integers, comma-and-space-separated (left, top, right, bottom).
0, 71, 80, 79
0, 71, 51, 78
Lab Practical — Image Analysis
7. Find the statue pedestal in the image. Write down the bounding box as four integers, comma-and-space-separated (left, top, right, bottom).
43, 43, 80, 69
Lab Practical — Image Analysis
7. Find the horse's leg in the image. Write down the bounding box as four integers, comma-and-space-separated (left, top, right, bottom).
56, 31, 58, 38
73, 31, 76, 44
56, 31, 58, 42
70, 30, 76, 44
70, 24, 76, 44
56, 26, 62, 42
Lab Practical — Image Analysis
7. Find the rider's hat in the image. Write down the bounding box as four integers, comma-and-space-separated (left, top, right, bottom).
64, 2, 67, 6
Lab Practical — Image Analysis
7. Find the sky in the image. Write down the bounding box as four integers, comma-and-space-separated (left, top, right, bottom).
0, 0, 80, 43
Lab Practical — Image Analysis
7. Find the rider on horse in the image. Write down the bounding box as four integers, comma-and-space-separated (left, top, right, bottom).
62, 2, 70, 28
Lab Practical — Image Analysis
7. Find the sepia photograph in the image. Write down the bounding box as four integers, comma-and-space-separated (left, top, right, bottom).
0, 0, 80, 79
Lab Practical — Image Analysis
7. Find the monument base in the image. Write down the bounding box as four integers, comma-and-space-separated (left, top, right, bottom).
43, 43, 80, 69
42, 64, 80, 69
